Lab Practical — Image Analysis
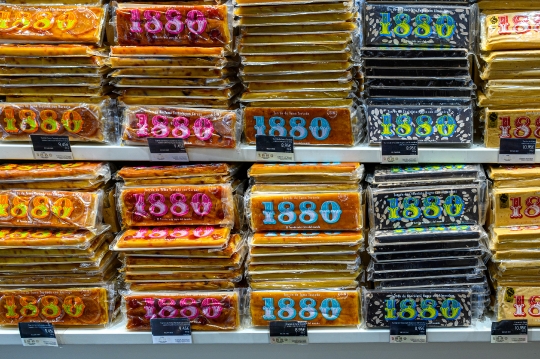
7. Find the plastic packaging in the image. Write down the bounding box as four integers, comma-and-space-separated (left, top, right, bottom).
0, 189, 103, 232
0, 286, 111, 326
113, 4, 233, 50
369, 225, 486, 244
491, 187, 540, 227
480, 11, 540, 51
234, 2, 354, 17
250, 279, 359, 290
243, 106, 361, 146
249, 231, 363, 247
117, 183, 235, 228
369, 267, 485, 282
363, 3, 475, 49
248, 253, 359, 265
365, 100, 474, 145
247, 163, 364, 183
109, 56, 235, 69
368, 182, 487, 230
110, 46, 229, 58
370, 257, 485, 273
246, 183, 364, 232
483, 108, 540, 148
120, 105, 240, 148
497, 286, 540, 326
124, 268, 243, 282
248, 289, 361, 327
0, 5, 107, 45
362, 288, 479, 328
123, 281, 236, 291
0, 101, 114, 143
248, 268, 362, 281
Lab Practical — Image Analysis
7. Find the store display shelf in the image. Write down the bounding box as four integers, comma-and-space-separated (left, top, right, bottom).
0, 143, 521, 163
0, 317, 539, 345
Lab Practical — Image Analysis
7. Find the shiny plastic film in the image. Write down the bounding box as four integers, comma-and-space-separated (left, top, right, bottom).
496, 286, 540, 326
483, 108, 540, 148
480, 11, 540, 51
490, 187, 540, 227
247, 163, 365, 184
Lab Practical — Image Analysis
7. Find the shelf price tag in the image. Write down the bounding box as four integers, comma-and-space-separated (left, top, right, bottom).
19, 322, 58, 347
150, 318, 192, 344
269, 321, 308, 345
381, 140, 418, 164
30, 135, 73, 161
491, 320, 528, 344
499, 139, 536, 164
256, 135, 295, 162
147, 138, 189, 162
389, 320, 427, 343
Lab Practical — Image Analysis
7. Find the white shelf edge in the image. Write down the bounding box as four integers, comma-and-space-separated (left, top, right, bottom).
0, 144, 520, 163
0, 317, 539, 345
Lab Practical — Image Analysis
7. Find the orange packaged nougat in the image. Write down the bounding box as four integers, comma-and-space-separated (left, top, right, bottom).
250, 231, 363, 247
0, 102, 111, 143
248, 162, 363, 183
117, 184, 234, 228
0, 5, 106, 45
249, 289, 361, 327
115, 4, 231, 48
110, 46, 227, 57
121, 105, 239, 148
247, 183, 364, 231
0, 44, 101, 57
0, 287, 109, 326
0, 227, 104, 249
0, 189, 102, 231
114, 226, 232, 249
126, 281, 236, 291
124, 290, 240, 331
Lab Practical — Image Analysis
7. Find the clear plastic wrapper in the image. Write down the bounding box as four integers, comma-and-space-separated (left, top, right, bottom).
118, 96, 235, 108
487, 164, 540, 182
244, 81, 355, 93
241, 53, 350, 64
370, 224, 486, 244
369, 267, 485, 281
117, 183, 234, 228
480, 11, 540, 51
492, 259, 540, 272
110, 46, 229, 58
0, 66, 108, 77
0, 162, 110, 190
492, 249, 540, 260
0, 189, 103, 232
374, 274, 488, 289
240, 23, 357, 35
124, 268, 243, 282
120, 105, 240, 148
0, 56, 106, 68
113, 226, 234, 250
0, 101, 113, 143
123, 280, 236, 291
234, 2, 354, 17
497, 286, 540, 326
0, 76, 105, 87
112, 77, 238, 89
366, 86, 474, 99
0, 5, 107, 45
249, 231, 363, 247
250, 243, 361, 256
247, 162, 364, 183
246, 183, 364, 232
362, 288, 479, 328
247, 262, 360, 274
238, 43, 350, 55
365, 100, 474, 145
247, 289, 361, 327
116, 86, 242, 99
367, 164, 485, 187
371, 257, 485, 272
370, 247, 487, 262
0, 286, 112, 326
250, 279, 359, 290
241, 62, 352, 75
363, 3, 475, 49
117, 163, 239, 186
0, 85, 110, 97
237, 12, 354, 26
113, 3, 233, 50
483, 108, 540, 148
491, 187, 540, 227
368, 182, 487, 230
242, 71, 353, 83
370, 238, 483, 252
248, 253, 359, 265
248, 268, 362, 281
109, 56, 235, 69
123, 290, 241, 330
243, 106, 361, 146
489, 225, 540, 249
110, 67, 234, 78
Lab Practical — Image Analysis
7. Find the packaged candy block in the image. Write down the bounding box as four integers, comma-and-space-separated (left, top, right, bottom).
250, 231, 363, 247
483, 108, 540, 148
248, 163, 364, 183
363, 289, 478, 328
117, 184, 234, 228
0, 226, 109, 249
0, 101, 112, 143
114, 4, 232, 49
0, 287, 110, 326
123, 290, 241, 331
243, 106, 360, 146
121, 105, 240, 148
491, 187, 540, 227
246, 184, 364, 232
487, 164, 540, 188
481, 11, 540, 51
124, 281, 236, 292
497, 286, 540, 326
363, 3, 474, 49
0, 5, 106, 45
248, 289, 361, 327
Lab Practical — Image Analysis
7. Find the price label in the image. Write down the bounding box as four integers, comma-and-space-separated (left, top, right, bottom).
30, 135, 73, 161
491, 320, 528, 344
381, 140, 418, 164
269, 321, 308, 345
256, 135, 295, 162
499, 139, 536, 163
150, 318, 192, 344
19, 322, 58, 347
389, 321, 427, 344
147, 138, 189, 162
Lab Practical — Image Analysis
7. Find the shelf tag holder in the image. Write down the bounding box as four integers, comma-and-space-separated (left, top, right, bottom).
269, 321, 308, 345
256, 135, 295, 162
147, 138, 189, 162
31, 135, 73, 161
491, 320, 528, 344
499, 138, 535, 163
150, 318, 192, 344
381, 140, 418, 164
19, 322, 58, 347
389, 320, 427, 343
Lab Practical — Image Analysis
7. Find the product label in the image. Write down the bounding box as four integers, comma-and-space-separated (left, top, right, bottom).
491, 320, 528, 344
19, 322, 57, 347
485, 109, 540, 148
390, 321, 427, 343
498, 138, 536, 164
270, 321, 308, 345
148, 138, 189, 162
31, 135, 73, 161
381, 140, 418, 164
256, 135, 294, 162
151, 318, 192, 344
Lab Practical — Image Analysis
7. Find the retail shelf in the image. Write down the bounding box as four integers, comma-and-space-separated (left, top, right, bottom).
0, 317, 539, 345
0, 143, 526, 163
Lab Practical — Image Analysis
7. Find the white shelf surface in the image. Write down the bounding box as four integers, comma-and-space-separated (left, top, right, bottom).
0, 317, 539, 345
0, 143, 520, 163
